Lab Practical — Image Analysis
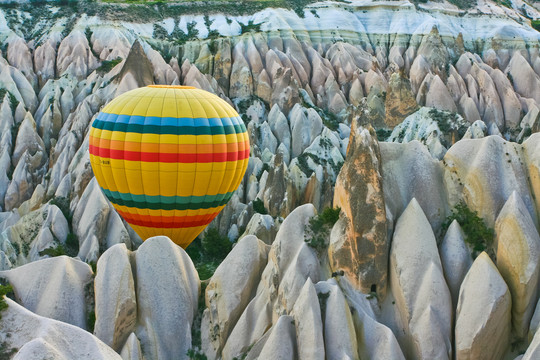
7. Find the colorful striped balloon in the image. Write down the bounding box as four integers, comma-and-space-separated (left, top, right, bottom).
89, 85, 249, 248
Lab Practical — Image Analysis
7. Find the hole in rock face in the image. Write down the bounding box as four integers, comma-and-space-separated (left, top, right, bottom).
371, 284, 377, 293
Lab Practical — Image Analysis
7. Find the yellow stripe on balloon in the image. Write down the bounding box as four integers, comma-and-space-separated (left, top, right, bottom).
112, 204, 225, 218
91, 128, 246, 145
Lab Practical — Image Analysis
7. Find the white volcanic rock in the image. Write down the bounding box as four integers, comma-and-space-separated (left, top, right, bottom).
443, 135, 537, 228
523, 329, 540, 360
258, 121, 278, 153
202, 235, 269, 358
521, 106, 540, 130
490, 68, 521, 129
440, 220, 473, 308
72, 178, 111, 263
380, 141, 447, 230
462, 120, 487, 139
315, 279, 359, 360
447, 66, 467, 103
469, 64, 504, 127
222, 204, 319, 359
349, 75, 364, 106
145, 47, 179, 85
4, 150, 43, 211
257, 315, 298, 359
120, 333, 144, 360
7, 36, 36, 88
0, 94, 14, 135
0, 298, 121, 360
0, 256, 93, 329
104, 209, 132, 250
458, 95, 482, 123
389, 198, 452, 359
340, 279, 405, 360
523, 134, 540, 226
291, 279, 325, 360
410, 55, 430, 94
267, 104, 291, 153
56, 30, 99, 79
134, 236, 200, 360
425, 75, 457, 112
12, 112, 46, 167
0, 65, 38, 112
229, 42, 253, 99
241, 213, 278, 245
495, 192, 540, 339
34, 39, 57, 86
506, 51, 540, 104
94, 244, 137, 352
289, 104, 323, 158
91, 26, 132, 61
530, 298, 540, 343
455, 252, 511, 360
388, 107, 447, 159
0, 149, 10, 209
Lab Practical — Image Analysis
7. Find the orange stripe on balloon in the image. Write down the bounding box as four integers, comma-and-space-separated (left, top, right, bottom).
117, 209, 220, 228
90, 136, 249, 154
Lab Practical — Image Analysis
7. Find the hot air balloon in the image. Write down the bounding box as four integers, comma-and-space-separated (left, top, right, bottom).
89, 85, 249, 248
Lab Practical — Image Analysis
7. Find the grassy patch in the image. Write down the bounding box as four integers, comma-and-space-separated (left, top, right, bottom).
96, 57, 123, 74
376, 128, 392, 142
0, 340, 17, 359
239, 19, 262, 34
87, 310, 96, 333
0, 88, 19, 114
305, 207, 340, 252
442, 202, 494, 258
252, 198, 268, 215
186, 228, 233, 281
0, 283, 14, 320
39, 244, 66, 257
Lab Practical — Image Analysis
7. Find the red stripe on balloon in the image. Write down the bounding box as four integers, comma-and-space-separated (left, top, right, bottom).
89, 145, 250, 163
117, 210, 221, 228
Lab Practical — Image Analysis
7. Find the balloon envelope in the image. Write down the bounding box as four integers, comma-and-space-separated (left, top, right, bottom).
89, 85, 249, 248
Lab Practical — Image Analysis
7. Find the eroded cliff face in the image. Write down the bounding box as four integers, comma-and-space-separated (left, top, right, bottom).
1, 0, 540, 359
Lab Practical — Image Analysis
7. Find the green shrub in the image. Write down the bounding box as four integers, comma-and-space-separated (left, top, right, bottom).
376, 129, 392, 142
0, 340, 17, 358
186, 229, 232, 281
201, 228, 232, 261
65, 233, 79, 257
187, 349, 207, 360
87, 310, 96, 333
253, 198, 268, 215
239, 20, 262, 34
0, 284, 13, 319
39, 244, 66, 257
442, 202, 494, 257
257, 163, 270, 181
305, 207, 341, 252
533, 20, 540, 32
96, 57, 123, 74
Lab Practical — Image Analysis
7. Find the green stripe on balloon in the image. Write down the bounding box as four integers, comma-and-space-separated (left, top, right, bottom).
100, 188, 235, 210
